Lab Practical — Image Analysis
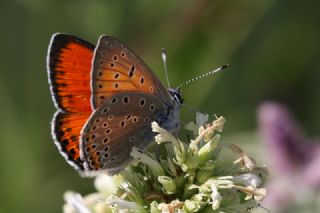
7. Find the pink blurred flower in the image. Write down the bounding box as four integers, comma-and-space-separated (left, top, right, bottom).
258, 102, 320, 211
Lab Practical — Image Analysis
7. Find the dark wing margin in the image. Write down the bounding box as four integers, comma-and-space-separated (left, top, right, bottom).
51, 111, 92, 170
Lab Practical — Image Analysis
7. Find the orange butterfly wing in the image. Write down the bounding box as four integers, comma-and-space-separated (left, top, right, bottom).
90, 35, 171, 108
47, 33, 94, 170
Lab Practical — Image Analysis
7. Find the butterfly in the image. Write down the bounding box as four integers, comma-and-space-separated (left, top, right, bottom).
47, 33, 183, 176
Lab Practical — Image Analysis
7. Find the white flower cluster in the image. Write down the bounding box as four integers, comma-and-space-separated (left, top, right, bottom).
63, 113, 268, 213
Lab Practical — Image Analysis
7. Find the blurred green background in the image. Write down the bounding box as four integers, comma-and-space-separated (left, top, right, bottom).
0, 0, 319, 212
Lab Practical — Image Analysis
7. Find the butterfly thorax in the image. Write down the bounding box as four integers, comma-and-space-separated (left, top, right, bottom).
160, 88, 183, 134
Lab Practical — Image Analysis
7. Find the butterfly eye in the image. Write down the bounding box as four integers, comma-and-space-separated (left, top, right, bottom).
111, 98, 117, 104
114, 73, 120, 79
102, 122, 108, 127
121, 52, 125, 57
114, 83, 119, 88
113, 55, 118, 61
110, 63, 115, 68
108, 115, 114, 120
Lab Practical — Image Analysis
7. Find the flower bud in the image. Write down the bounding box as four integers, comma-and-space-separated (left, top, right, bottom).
232, 173, 262, 188
150, 201, 161, 213
186, 142, 199, 171
173, 141, 187, 166
182, 200, 201, 212
106, 195, 146, 212
198, 134, 220, 165
152, 122, 176, 144
210, 184, 222, 210
63, 191, 91, 213
196, 169, 213, 184
158, 176, 177, 194
94, 174, 122, 196
212, 116, 225, 132
158, 200, 183, 212
130, 147, 164, 177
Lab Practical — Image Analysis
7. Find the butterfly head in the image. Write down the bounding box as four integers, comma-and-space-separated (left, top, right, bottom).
158, 88, 183, 134
168, 87, 184, 106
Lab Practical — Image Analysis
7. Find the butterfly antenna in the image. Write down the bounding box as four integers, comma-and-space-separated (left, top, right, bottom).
161, 48, 171, 88
177, 64, 229, 89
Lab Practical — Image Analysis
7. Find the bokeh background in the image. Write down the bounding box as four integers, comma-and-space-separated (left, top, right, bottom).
0, 0, 319, 212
